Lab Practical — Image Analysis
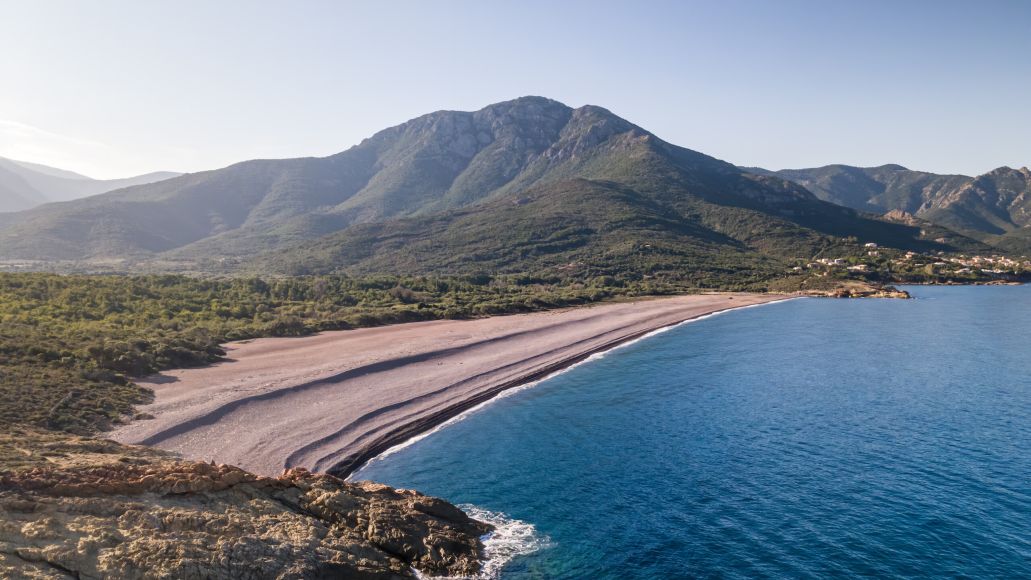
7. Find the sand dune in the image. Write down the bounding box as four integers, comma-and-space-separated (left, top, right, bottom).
110, 293, 787, 476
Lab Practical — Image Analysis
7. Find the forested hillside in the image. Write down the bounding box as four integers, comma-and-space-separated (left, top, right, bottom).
0, 98, 988, 276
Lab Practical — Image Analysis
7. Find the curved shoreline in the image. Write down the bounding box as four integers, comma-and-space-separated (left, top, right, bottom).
347, 298, 794, 478
111, 294, 790, 477
334, 299, 793, 478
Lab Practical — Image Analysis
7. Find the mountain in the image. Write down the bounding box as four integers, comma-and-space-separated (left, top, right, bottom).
747, 164, 971, 215
0, 97, 988, 280
0, 157, 180, 212
0, 163, 48, 212
919, 167, 1031, 236
758, 164, 1031, 251
6, 159, 92, 180
251, 178, 783, 286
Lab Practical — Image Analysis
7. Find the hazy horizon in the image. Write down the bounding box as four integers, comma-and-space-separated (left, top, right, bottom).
3, 0, 1029, 179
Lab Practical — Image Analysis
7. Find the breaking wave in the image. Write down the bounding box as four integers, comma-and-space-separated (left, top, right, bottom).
414, 506, 550, 579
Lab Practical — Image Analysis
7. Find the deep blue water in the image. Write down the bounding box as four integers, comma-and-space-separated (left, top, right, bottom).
355, 286, 1031, 579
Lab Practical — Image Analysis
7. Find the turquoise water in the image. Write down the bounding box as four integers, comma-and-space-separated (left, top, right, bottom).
354, 286, 1031, 578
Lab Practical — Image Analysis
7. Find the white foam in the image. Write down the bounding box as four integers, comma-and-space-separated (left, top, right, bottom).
413, 505, 550, 580
350, 297, 798, 478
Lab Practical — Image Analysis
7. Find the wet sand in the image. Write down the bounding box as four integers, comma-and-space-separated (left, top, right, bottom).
110, 293, 787, 477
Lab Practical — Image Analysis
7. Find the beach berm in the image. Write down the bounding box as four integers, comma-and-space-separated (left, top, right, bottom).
111, 293, 787, 477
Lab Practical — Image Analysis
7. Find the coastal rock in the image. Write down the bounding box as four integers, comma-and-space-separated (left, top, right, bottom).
796, 281, 911, 299
0, 427, 491, 579
824, 286, 911, 299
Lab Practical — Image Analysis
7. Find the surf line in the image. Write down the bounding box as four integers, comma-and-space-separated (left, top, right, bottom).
346, 297, 799, 480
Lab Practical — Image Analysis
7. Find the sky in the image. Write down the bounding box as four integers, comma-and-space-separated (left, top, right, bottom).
1, 0, 1029, 179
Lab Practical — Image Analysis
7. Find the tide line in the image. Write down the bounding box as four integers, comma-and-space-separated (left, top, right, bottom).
348, 297, 798, 479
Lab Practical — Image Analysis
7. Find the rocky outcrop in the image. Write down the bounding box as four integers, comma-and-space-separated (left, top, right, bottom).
0, 427, 490, 579
771, 275, 912, 299
826, 285, 911, 299
801, 282, 911, 299
882, 209, 919, 225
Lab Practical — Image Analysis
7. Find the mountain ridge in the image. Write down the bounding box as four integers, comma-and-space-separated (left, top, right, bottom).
0, 97, 995, 281
757, 163, 1031, 251
0, 156, 181, 213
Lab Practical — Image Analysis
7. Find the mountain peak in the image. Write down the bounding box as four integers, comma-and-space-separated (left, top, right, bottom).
0, 97, 988, 264
490, 95, 567, 107
573, 103, 615, 116
980, 165, 1031, 177
473, 96, 572, 119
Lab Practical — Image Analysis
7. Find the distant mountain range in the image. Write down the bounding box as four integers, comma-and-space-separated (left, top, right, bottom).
748, 164, 1031, 252
0, 157, 180, 213
0, 97, 1008, 282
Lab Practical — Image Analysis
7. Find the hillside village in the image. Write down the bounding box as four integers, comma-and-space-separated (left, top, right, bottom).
793, 243, 1031, 284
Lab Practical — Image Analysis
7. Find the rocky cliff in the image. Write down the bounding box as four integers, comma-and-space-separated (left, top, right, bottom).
0, 427, 490, 579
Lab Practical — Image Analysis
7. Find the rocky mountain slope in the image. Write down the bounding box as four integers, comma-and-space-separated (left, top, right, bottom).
0, 427, 490, 579
0, 98, 988, 279
921, 166, 1031, 236
756, 164, 1031, 251
0, 157, 179, 213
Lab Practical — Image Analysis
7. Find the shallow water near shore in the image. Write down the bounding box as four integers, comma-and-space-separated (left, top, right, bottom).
355, 285, 1031, 578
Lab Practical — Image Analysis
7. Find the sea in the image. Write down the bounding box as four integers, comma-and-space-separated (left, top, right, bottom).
353, 285, 1031, 579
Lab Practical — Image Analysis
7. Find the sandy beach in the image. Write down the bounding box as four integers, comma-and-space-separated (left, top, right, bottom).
110, 293, 787, 477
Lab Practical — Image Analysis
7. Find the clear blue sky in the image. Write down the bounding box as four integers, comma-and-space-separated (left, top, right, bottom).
2, 0, 1029, 178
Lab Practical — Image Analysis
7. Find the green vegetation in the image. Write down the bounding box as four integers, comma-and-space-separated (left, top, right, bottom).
0, 272, 697, 435
767, 164, 1031, 254
777, 246, 1031, 287
0, 97, 1023, 439
250, 179, 787, 288
0, 97, 993, 271
1, 253, 1022, 437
